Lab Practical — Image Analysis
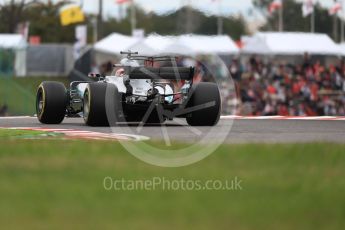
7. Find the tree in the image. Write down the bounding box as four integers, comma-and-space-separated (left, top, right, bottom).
0, 0, 76, 43
0, 2, 248, 43
25, 1, 76, 43
0, 0, 31, 33
101, 6, 247, 40
252, 0, 273, 16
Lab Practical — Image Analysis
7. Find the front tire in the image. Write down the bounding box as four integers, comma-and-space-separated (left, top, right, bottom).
186, 82, 221, 126
36, 81, 67, 124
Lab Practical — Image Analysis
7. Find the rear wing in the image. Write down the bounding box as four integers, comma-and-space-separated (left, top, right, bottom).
120, 51, 178, 63
128, 67, 195, 80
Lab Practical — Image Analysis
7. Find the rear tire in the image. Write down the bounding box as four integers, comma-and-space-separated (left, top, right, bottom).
36, 81, 67, 124
83, 83, 120, 126
186, 82, 221, 126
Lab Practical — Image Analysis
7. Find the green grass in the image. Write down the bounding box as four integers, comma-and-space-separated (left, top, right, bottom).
0, 129, 47, 138
0, 76, 69, 115
0, 140, 344, 230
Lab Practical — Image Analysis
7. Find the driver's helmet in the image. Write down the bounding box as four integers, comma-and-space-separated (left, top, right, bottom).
120, 58, 140, 67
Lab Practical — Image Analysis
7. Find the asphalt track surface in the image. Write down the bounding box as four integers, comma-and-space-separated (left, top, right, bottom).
0, 117, 344, 143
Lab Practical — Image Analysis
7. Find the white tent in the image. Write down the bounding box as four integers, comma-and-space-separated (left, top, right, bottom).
0, 34, 27, 76
242, 32, 341, 56
129, 33, 239, 56
129, 34, 178, 55
0, 34, 27, 49
94, 33, 144, 55
338, 43, 345, 56
175, 34, 239, 55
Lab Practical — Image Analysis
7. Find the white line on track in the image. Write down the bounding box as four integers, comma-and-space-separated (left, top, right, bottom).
220, 116, 345, 121
1, 127, 149, 141
240, 116, 286, 120
0, 116, 33, 119
1, 115, 344, 121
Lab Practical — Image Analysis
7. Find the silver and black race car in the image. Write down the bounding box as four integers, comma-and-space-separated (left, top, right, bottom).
36, 51, 221, 126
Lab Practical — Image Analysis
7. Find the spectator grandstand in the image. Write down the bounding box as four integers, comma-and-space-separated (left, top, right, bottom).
233, 54, 345, 116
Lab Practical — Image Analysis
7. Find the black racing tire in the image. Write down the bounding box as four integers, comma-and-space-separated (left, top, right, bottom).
36, 81, 67, 124
83, 83, 120, 126
186, 82, 221, 126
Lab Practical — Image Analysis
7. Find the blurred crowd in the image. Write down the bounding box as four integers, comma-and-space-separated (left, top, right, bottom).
230, 54, 345, 116
96, 54, 345, 116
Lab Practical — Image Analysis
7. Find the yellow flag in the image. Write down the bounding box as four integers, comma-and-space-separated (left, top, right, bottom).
60, 5, 85, 26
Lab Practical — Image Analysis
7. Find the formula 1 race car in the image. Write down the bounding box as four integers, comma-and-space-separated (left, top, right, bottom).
36, 51, 221, 126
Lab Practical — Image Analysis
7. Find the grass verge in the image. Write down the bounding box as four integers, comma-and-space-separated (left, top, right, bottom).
0, 129, 47, 138
0, 139, 344, 230
0, 77, 69, 115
